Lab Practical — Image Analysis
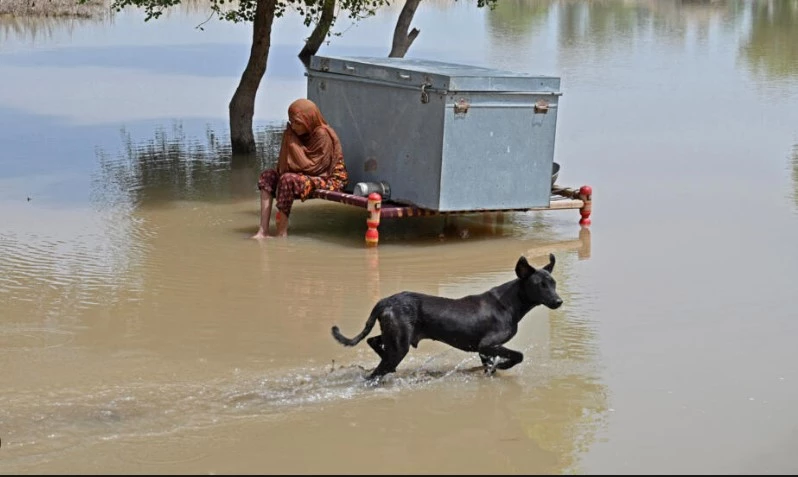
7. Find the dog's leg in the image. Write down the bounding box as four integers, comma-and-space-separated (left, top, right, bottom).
366, 337, 410, 381
367, 359, 394, 381
493, 346, 524, 371
479, 353, 498, 374
478, 346, 523, 375
367, 335, 386, 360
367, 348, 409, 380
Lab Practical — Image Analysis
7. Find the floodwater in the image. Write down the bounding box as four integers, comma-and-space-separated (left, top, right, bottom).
1, 0, 798, 473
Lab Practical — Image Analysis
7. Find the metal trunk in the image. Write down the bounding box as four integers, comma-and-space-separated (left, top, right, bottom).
307, 56, 562, 212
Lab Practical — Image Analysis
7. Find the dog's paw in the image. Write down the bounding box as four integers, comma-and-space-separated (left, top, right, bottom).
364, 375, 385, 388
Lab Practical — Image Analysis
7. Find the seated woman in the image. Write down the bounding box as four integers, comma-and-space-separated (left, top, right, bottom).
252, 98, 348, 239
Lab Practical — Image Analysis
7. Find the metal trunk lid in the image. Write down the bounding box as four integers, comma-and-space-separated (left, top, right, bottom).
309, 55, 561, 93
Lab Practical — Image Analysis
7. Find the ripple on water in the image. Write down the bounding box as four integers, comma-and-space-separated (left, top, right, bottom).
0, 326, 76, 352
0, 201, 150, 312
1, 352, 486, 447
112, 432, 238, 467
0, 339, 599, 472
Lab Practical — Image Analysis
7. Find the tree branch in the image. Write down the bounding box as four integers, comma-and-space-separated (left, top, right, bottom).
389, 0, 422, 58
298, 0, 336, 68
195, 9, 217, 31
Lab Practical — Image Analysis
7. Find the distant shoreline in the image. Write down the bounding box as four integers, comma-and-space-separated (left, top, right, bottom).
0, 0, 108, 18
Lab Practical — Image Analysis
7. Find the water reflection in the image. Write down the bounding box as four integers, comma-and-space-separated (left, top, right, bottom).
483, 0, 756, 57
94, 122, 283, 208
740, 0, 798, 81
2, 134, 606, 471
2, 2, 607, 471
0, 0, 111, 46
793, 144, 798, 212
89, 121, 596, 248
426, 233, 604, 474
0, 121, 287, 328
504, 229, 606, 472
554, 0, 747, 51
495, 119, 606, 473
0, 14, 109, 46
250, 234, 605, 474
480, 0, 769, 92
485, 0, 551, 42
0, 196, 147, 328
556, 0, 649, 49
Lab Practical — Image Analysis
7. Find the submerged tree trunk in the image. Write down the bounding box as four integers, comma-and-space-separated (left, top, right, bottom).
298, 0, 336, 68
389, 0, 422, 58
229, 0, 278, 155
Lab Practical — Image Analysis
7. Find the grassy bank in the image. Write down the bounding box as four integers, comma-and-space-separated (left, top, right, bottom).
0, 0, 108, 18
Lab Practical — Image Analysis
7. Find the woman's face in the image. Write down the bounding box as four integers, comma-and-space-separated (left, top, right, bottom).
289, 120, 308, 136
287, 98, 321, 136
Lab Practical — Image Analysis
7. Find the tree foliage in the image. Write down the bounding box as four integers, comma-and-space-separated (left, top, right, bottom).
79, 0, 391, 28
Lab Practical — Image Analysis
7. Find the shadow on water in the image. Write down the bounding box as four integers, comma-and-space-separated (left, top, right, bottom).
268, 202, 592, 249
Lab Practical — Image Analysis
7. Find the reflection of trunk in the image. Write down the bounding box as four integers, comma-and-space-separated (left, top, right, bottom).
230, 154, 262, 198
298, 0, 336, 68
229, 0, 278, 155
389, 0, 422, 58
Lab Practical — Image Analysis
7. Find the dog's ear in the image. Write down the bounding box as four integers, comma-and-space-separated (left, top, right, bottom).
515, 255, 535, 279
543, 253, 555, 273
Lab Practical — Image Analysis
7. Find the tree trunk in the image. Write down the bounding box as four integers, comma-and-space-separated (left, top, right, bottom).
389, 0, 422, 58
229, 0, 277, 155
298, 0, 336, 68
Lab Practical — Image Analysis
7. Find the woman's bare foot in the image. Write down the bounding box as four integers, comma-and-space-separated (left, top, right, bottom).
252, 228, 273, 239
275, 212, 289, 237
253, 191, 275, 240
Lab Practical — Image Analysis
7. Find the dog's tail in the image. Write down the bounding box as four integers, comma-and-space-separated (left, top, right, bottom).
331, 303, 383, 347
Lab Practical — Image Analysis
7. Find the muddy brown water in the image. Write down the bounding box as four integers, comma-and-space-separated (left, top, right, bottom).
2, 0, 798, 474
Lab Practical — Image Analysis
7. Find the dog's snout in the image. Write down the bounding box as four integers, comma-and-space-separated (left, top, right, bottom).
552, 298, 563, 309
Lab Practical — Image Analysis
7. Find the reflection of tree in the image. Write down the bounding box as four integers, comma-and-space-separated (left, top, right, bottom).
0, 8, 111, 45
740, 0, 798, 80
485, 0, 552, 42
0, 0, 107, 17
552, 0, 746, 58
93, 122, 283, 208
0, 0, 223, 46
556, 0, 645, 48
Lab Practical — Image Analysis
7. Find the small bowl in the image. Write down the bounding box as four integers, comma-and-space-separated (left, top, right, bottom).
551, 162, 560, 187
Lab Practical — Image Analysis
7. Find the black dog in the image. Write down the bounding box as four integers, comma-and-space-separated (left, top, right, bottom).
331, 253, 563, 380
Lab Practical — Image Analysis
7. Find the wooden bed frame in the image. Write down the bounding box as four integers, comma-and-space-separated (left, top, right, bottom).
308, 184, 593, 247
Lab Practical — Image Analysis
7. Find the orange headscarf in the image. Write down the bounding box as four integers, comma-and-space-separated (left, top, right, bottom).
276, 98, 343, 178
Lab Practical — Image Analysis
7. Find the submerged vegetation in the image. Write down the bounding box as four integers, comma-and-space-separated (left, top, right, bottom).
0, 0, 108, 17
